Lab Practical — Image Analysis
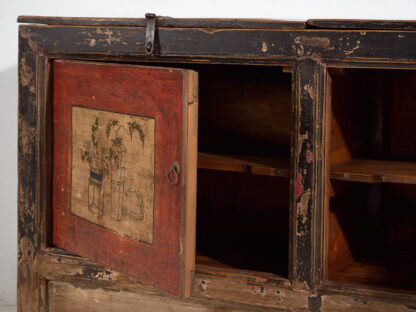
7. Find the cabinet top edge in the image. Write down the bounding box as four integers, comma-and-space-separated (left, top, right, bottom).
17, 15, 305, 29
17, 16, 416, 31
306, 19, 416, 31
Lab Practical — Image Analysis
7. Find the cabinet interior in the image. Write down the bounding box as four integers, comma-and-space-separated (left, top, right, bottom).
193, 64, 292, 277
327, 68, 416, 292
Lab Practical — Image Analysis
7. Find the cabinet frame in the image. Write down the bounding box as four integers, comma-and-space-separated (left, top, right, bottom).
18, 19, 416, 311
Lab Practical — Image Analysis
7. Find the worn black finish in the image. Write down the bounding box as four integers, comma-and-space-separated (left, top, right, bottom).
291, 59, 321, 289
307, 19, 416, 31
18, 15, 305, 29
22, 25, 416, 62
17, 15, 416, 311
18, 28, 41, 310
313, 62, 327, 288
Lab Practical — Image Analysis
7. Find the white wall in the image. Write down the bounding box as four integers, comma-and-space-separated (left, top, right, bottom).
1, 0, 415, 310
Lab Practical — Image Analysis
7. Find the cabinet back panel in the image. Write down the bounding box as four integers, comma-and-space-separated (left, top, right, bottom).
387, 70, 416, 160
328, 180, 416, 291
196, 169, 289, 277
197, 65, 292, 157
330, 68, 416, 163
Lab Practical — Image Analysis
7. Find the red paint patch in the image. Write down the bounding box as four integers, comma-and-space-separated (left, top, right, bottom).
306, 149, 312, 163
295, 172, 304, 199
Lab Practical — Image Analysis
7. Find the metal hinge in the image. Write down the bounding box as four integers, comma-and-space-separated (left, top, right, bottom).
145, 13, 157, 55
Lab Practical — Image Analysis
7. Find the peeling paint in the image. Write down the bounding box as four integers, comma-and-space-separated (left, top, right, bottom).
261, 41, 268, 52
295, 172, 304, 198
294, 36, 331, 48
303, 83, 314, 100
19, 58, 35, 93
19, 122, 35, 157
302, 36, 331, 48
297, 132, 309, 164
291, 279, 310, 290
297, 189, 311, 225
95, 28, 122, 45
195, 280, 207, 292
344, 41, 360, 55
306, 149, 313, 163
200, 28, 222, 34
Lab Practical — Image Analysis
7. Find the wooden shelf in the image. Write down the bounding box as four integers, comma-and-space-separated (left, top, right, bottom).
329, 253, 416, 291
198, 152, 290, 177
330, 158, 416, 184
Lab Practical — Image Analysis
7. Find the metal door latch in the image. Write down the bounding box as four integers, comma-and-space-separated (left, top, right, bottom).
145, 13, 157, 55
168, 161, 180, 185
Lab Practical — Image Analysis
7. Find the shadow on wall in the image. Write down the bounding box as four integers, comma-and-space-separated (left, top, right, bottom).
0, 64, 18, 308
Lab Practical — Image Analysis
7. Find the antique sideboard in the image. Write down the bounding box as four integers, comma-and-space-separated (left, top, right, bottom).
18, 15, 416, 311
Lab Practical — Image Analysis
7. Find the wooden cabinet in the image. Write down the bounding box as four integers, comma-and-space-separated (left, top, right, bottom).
17, 15, 416, 311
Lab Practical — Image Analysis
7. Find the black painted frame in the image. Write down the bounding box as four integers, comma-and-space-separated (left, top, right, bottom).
18, 19, 416, 311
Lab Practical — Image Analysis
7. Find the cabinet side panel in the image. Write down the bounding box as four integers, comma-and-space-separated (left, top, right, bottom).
17, 26, 42, 312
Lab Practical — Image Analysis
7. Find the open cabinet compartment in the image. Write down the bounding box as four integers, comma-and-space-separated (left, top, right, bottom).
50, 59, 294, 297
326, 68, 416, 292
193, 64, 292, 277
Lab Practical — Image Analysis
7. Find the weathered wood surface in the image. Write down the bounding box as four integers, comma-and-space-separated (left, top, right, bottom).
18, 16, 416, 31
194, 266, 309, 310
307, 19, 416, 31
18, 15, 306, 29
48, 281, 293, 312
18, 17, 416, 312
40, 250, 416, 311
20, 25, 416, 62
18, 27, 44, 312
181, 69, 198, 297
38, 249, 299, 310
52, 60, 197, 297
291, 60, 325, 289
47, 279, 416, 312
319, 293, 416, 312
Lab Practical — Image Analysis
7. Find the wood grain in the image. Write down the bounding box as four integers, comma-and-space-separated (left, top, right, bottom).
181, 70, 198, 297
198, 152, 290, 177
38, 249, 416, 311
48, 281, 289, 312
23, 24, 416, 61
307, 19, 416, 31
330, 158, 416, 184
329, 257, 416, 292
197, 64, 292, 158
18, 15, 306, 29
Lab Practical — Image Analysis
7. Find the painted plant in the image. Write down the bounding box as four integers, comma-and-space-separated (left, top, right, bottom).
80, 116, 146, 221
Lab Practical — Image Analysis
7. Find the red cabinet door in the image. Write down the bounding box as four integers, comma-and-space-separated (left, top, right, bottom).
52, 60, 198, 297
